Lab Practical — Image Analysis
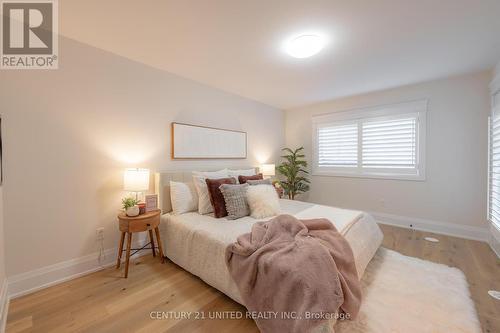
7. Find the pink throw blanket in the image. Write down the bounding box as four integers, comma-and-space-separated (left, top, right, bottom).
226, 214, 361, 333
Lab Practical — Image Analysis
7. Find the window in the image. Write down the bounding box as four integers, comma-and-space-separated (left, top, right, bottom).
489, 93, 500, 231
312, 100, 427, 180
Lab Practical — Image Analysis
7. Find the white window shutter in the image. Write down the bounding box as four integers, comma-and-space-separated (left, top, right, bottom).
489, 114, 500, 230
362, 117, 417, 168
317, 123, 358, 167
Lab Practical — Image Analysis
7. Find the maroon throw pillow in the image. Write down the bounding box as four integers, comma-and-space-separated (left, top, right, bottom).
206, 177, 237, 218
238, 173, 263, 184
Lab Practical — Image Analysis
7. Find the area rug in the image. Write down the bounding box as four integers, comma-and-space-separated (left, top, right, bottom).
335, 248, 482, 333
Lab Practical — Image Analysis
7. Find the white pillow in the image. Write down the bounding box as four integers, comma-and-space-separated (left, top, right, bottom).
228, 168, 256, 183
192, 169, 229, 214
170, 181, 198, 215
246, 184, 281, 219
192, 169, 228, 178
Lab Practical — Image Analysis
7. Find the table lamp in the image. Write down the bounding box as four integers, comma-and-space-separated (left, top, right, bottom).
260, 164, 275, 179
124, 168, 150, 200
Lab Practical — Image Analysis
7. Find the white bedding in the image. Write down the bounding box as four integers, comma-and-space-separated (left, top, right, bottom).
160, 199, 383, 305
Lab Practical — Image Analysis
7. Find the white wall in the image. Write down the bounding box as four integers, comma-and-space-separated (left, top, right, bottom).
0, 189, 4, 283
0, 36, 284, 279
286, 71, 491, 233
0, 188, 6, 329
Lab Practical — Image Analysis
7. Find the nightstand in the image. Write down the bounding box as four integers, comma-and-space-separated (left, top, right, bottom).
116, 209, 164, 278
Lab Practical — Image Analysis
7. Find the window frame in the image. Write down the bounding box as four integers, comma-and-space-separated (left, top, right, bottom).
312, 100, 427, 181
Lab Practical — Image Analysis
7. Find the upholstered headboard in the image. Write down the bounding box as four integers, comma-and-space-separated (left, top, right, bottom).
154, 167, 259, 213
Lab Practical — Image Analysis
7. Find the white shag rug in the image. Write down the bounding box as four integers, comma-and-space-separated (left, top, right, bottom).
336, 248, 482, 333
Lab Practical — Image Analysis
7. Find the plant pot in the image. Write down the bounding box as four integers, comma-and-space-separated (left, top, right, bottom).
126, 205, 140, 217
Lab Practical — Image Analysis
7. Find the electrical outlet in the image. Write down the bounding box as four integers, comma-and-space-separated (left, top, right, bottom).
380, 199, 386, 208
96, 228, 104, 241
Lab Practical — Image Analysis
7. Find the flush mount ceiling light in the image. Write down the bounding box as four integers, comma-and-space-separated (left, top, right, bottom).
284, 34, 326, 58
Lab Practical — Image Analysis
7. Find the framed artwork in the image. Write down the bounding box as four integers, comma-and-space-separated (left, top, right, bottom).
145, 194, 158, 212
171, 122, 247, 159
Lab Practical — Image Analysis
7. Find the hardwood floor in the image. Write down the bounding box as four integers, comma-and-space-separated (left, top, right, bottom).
6, 225, 500, 333
379, 225, 500, 333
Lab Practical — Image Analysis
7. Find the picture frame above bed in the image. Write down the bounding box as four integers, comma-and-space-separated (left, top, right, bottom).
171, 122, 247, 159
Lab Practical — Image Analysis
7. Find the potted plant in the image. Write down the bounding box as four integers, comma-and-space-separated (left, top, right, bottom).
277, 147, 310, 200
122, 197, 140, 217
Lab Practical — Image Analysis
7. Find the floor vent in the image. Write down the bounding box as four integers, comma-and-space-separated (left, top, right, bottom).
488, 290, 500, 301
424, 237, 439, 243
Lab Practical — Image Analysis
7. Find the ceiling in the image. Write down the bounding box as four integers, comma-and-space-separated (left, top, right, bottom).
61, 0, 500, 109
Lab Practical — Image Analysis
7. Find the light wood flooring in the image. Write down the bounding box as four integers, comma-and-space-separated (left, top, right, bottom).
6, 224, 500, 333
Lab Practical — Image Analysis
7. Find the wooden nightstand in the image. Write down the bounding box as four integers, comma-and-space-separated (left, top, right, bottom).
116, 209, 164, 278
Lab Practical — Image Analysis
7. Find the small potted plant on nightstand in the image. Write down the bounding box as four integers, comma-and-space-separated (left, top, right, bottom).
122, 197, 140, 217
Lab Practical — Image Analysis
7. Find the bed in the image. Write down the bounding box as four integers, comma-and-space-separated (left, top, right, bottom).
155, 170, 384, 305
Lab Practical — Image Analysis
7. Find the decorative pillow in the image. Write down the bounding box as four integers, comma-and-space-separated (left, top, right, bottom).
192, 169, 229, 214
246, 184, 281, 219
238, 173, 263, 184
246, 178, 272, 185
206, 177, 237, 218
220, 183, 250, 220
170, 181, 198, 215
228, 168, 256, 183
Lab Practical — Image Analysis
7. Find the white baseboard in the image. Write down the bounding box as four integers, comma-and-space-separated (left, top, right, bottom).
371, 211, 490, 242
8, 236, 161, 299
0, 279, 8, 333
489, 223, 500, 258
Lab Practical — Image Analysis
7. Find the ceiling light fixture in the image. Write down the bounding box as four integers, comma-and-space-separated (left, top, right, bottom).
285, 34, 326, 59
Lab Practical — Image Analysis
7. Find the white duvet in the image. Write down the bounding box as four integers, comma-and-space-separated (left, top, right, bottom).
160, 199, 383, 305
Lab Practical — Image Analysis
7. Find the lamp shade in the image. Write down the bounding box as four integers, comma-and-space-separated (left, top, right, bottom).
124, 168, 150, 192
260, 164, 275, 177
